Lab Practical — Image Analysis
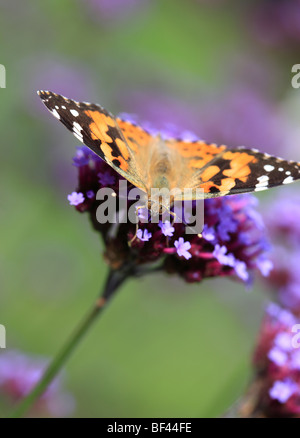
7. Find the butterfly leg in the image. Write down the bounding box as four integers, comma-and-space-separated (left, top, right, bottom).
128, 206, 144, 246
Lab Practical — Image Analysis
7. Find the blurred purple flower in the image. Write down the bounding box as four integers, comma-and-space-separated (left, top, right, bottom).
120, 87, 285, 157
119, 90, 202, 140
248, 0, 300, 47
0, 350, 74, 417
269, 379, 298, 404
98, 170, 116, 186
199, 88, 286, 156
73, 147, 92, 167
248, 304, 300, 417
263, 190, 300, 314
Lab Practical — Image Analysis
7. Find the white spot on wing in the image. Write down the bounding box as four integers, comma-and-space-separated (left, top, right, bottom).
264, 165, 274, 172
51, 109, 60, 120
70, 109, 79, 117
257, 175, 269, 183
73, 122, 82, 132
255, 186, 268, 192
283, 176, 294, 184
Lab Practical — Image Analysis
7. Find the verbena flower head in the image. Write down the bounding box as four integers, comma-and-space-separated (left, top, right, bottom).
68, 138, 271, 285
0, 350, 75, 417
251, 303, 300, 417
263, 190, 300, 313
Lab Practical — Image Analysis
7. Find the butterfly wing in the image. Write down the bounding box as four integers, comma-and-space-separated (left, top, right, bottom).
165, 139, 300, 198
38, 91, 148, 191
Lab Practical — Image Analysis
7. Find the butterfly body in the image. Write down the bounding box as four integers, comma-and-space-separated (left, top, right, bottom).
38, 90, 300, 212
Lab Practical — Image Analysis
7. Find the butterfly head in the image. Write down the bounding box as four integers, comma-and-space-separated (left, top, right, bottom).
146, 191, 175, 216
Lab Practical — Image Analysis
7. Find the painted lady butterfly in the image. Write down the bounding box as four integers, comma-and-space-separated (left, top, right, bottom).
38, 90, 300, 212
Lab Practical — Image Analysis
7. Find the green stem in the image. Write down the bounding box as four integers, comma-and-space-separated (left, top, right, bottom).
10, 268, 128, 418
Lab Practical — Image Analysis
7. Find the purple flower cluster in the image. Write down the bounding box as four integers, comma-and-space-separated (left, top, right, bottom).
68, 141, 271, 284
0, 350, 75, 417
263, 190, 300, 314
251, 304, 300, 417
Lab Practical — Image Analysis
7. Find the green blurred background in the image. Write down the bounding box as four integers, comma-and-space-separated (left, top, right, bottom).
1, 0, 299, 417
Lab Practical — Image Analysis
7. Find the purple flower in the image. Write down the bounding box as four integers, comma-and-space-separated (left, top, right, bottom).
234, 260, 249, 282
174, 238, 192, 260
98, 171, 116, 186
202, 225, 216, 242
0, 350, 74, 417
136, 229, 152, 242
217, 215, 238, 242
291, 350, 300, 370
86, 190, 95, 199
268, 347, 288, 367
250, 304, 300, 416
269, 380, 297, 404
72, 146, 91, 167
213, 245, 235, 267
263, 190, 300, 313
274, 333, 293, 352
159, 221, 175, 237
67, 192, 85, 206
257, 257, 273, 277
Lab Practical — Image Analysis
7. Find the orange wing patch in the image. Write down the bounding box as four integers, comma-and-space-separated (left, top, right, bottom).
201, 178, 236, 194
222, 151, 258, 183
116, 118, 152, 153
168, 140, 226, 169
85, 110, 130, 172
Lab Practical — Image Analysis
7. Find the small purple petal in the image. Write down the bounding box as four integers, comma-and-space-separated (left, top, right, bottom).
159, 220, 175, 237
86, 190, 95, 199
291, 350, 300, 370
269, 379, 297, 404
202, 225, 216, 242
72, 146, 91, 167
234, 260, 249, 282
217, 216, 238, 241
98, 171, 116, 186
257, 257, 273, 277
174, 237, 192, 260
137, 229, 152, 242
213, 245, 235, 267
268, 347, 288, 366
274, 332, 293, 352
67, 192, 85, 206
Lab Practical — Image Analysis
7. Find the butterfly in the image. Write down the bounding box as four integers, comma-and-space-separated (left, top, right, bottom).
38, 90, 300, 215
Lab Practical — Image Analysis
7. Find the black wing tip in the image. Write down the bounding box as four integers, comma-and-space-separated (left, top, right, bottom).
37, 90, 61, 100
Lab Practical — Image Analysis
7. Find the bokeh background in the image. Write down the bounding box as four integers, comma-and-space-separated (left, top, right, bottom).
1, 0, 300, 417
